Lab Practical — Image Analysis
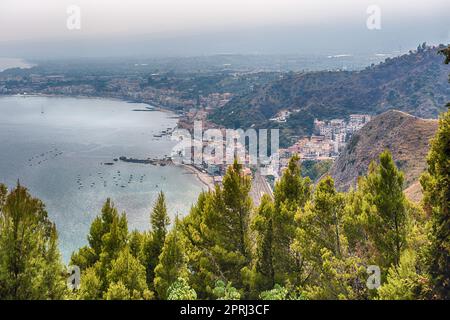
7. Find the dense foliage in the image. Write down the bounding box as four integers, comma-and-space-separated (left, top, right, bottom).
1, 136, 448, 299
0, 46, 449, 301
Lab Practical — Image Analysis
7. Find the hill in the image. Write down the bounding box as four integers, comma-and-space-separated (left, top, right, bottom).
209, 45, 449, 147
329, 110, 438, 198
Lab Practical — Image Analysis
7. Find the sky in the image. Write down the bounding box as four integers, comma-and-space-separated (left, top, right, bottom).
0, 0, 449, 58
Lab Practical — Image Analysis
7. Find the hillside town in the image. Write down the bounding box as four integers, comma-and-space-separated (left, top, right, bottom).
181, 114, 372, 186
275, 114, 371, 176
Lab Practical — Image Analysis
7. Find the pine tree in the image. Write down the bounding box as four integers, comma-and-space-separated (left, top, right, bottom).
97, 209, 129, 289
167, 277, 197, 300
213, 280, 241, 300
70, 199, 129, 296
106, 248, 152, 300
128, 230, 144, 259
295, 176, 345, 260
420, 48, 450, 298
151, 191, 170, 248
301, 248, 367, 300
378, 250, 424, 300
104, 281, 130, 300
202, 160, 252, 289
142, 191, 170, 289
274, 155, 311, 211
361, 151, 409, 268
215, 159, 252, 261
71, 198, 127, 271
244, 194, 275, 297
179, 191, 217, 298
77, 267, 102, 300
0, 183, 67, 299
272, 155, 312, 286
89, 199, 121, 259
39, 225, 68, 299
294, 177, 368, 299
179, 160, 253, 297
154, 220, 188, 299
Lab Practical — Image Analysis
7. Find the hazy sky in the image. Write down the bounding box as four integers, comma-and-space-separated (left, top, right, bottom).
0, 0, 448, 57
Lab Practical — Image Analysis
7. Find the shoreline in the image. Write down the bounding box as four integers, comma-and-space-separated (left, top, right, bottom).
3, 93, 215, 190
7, 93, 174, 113
180, 164, 215, 191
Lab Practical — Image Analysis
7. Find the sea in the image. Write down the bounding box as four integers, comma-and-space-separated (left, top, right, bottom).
0, 96, 205, 261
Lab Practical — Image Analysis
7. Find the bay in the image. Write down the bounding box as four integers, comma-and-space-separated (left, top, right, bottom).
0, 96, 205, 261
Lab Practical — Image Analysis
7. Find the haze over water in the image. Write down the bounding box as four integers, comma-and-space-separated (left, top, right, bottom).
0, 58, 33, 72
0, 96, 205, 261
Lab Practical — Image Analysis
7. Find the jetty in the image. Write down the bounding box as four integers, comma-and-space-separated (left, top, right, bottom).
118, 156, 173, 166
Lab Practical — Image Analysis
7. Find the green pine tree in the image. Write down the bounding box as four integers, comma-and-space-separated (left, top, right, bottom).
71, 198, 127, 272
142, 191, 170, 289
295, 176, 345, 260
203, 160, 252, 289
179, 191, 217, 298
244, 194, 275, 297
213, 280, 241, 300
215, 159, 252, 261
378, 250, 425, 300
361, 151, 409, 268
0, 183, 67, 299
420, 47, 450, 298
294, 177, 368, 299
77, 267, 102, 300
70, 199, 129, 296
167, 277, 197, 300
154, 220, 188, 299
179, 160, 253, 298
106, 248, 153, 300
272, 155, 312, 286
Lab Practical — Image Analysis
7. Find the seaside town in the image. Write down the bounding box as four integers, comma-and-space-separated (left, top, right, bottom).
277, 114, 372, 168
0, 73, 234, 114
181, 113, 372, 188
0, 68, 372, 193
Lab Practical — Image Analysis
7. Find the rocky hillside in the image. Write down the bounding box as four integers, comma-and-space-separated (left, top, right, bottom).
209, 45, 449, 146
329, 110, 438, 195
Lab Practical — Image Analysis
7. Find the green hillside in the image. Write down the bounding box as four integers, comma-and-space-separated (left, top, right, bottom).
209, 44, 450, 146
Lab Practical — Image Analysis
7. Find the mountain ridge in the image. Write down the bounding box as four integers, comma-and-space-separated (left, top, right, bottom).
209, 45, 449, 146
328, 110, 438, 199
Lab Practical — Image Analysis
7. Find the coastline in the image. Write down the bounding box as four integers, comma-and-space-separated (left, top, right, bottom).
180, 164, 215, 191
8, 93, 181, 118
0, 58, 35, 72
4, 93, 215, 190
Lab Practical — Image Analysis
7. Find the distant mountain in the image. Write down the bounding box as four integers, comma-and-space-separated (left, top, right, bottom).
329, 110, 438, 201
209, 45, 449, 146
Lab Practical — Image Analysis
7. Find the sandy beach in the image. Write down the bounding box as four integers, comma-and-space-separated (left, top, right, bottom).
181, 164, 215, 191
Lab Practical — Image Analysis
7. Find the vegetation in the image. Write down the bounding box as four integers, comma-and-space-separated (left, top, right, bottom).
301, 160, 333, 182
0, 184, 67, 299
1, 139, 448, 300
419, 46, 450, 299
209, 45, 450, 147
0, 46, 448, 301
0, 144, 448, 301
